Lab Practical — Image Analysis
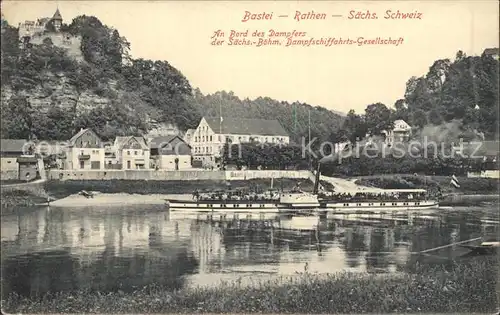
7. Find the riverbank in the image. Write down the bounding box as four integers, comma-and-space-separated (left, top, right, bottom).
2, 257, 497, 313
354, 174, 499, 194
0, 190, 47, 209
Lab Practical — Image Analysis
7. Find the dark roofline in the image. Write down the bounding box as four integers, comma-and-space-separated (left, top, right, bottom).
149, 135, 191, 149
203, 116, 289, 137
483, 48, 499, 55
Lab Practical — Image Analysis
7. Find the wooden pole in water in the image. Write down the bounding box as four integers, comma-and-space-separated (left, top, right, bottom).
414, 237, 482, 254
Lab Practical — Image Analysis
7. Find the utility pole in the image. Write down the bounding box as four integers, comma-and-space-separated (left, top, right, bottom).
308, 108, 311, 170
219, 100, 223, 169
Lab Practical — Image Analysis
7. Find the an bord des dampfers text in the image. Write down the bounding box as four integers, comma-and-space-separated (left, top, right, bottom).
209, 9, 423, 47
210, 30, 404, 47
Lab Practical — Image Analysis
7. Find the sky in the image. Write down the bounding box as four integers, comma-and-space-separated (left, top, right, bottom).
2, 0, 499, 114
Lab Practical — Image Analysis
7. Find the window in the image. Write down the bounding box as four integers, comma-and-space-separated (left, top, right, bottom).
134, 151, 138, 155
210, 136, 212, 142
127, 151, 131, 155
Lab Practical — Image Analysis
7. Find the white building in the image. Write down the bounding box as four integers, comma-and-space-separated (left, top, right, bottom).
64, 129, 105, 170
149, 135, 192, 170
113, 136, 150, 170
483, 48, 499, 60
191, 117, 290, 167
382, 119, 412, 145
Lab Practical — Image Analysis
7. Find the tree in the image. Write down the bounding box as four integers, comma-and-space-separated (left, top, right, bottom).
364, 103, 393, 136
341, 110, 368, 142
411, 109, 428, 129
428, 108, 443, 125
393, 99, 410, 121
0, 97, 35, 139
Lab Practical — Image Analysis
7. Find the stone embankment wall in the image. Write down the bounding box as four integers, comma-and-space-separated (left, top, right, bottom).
48, 170, 311, 181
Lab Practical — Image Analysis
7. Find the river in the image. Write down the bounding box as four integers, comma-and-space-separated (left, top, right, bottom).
1, 201, 498, 298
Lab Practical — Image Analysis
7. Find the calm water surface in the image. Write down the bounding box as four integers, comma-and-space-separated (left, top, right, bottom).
1, 201, 498, 297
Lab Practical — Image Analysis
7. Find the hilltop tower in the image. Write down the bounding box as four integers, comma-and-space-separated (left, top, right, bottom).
51, 8, 62, 31
17, 7, 83, 61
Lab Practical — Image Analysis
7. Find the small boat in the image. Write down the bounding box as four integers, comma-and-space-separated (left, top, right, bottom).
460, 241, 500, 256
78, 190, 95, 199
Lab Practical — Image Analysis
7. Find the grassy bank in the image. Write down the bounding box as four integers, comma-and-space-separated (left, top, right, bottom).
355, 174, 499, 194
44, 178, 313, 200
2, 257, 497, 313
0, 190, 46, 210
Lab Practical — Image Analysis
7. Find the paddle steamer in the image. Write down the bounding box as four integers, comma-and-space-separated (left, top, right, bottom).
166, 164, 439, 213
165, 186, 320, 213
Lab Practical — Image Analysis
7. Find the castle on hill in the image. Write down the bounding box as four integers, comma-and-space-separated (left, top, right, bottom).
18, 8, 83, 61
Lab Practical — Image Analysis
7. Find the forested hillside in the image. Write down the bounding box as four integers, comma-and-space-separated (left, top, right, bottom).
338, 50, 499, 143
0, 15, 343, 142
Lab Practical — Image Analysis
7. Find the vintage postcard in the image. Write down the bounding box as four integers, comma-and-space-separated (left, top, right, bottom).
0, 0, 499, 314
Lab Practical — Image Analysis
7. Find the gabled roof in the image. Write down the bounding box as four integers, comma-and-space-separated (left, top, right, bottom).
52, 8, 62, 21
393, 119, 411, 131
0, 139, 29, 153
149, 135, 191, 149
68, 128, 102, 146
483, 48, 499, 56
203, 117, 289, 137
114, 136, 149, 150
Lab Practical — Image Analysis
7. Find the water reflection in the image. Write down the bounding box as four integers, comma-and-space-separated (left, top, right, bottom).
1, 204, 498, 297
